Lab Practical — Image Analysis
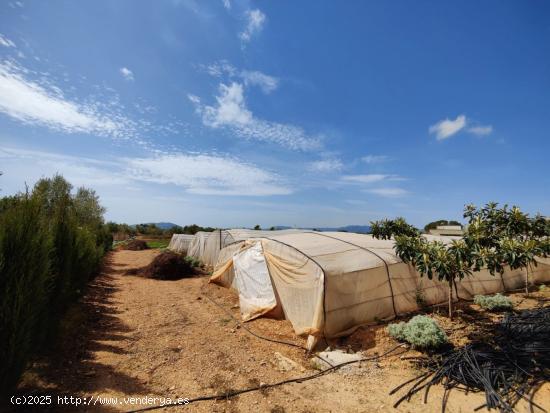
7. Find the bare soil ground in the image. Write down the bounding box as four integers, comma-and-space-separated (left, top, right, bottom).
15, 249, 550, 413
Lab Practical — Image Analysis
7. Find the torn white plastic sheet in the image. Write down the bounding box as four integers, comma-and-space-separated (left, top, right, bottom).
233, 241, 277, 321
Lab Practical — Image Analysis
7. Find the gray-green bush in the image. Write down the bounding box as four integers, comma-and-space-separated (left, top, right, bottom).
387, 315, 448, 349
0, 175, 112, 392
473, 293, 513, 311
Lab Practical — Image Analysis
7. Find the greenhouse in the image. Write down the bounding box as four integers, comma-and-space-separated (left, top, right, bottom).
211, 231, 550, 350
198, 228, 304, 267
186, 231, 213, 262
167, 234, 195, 254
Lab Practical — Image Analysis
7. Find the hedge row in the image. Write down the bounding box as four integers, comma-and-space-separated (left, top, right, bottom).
0, 175, 112, 392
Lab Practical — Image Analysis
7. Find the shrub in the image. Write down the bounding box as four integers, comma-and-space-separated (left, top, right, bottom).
387, 315, 448, 349
539, 284, 547, 292
474, 293, 513, 311
0, 175, 110, 393
0, 196, 52, 391
184, 256, 202, 268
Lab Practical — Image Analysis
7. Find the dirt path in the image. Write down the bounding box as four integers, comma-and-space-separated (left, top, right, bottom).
16, 249, 550, 413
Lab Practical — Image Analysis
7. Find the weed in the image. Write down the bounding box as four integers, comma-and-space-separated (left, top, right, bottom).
387, 315, 447, 349
474, 293, 513, 311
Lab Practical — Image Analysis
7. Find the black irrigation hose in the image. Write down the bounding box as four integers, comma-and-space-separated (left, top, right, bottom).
391, 307, 550, 413
125, 344, 408, 413
200, 287, 335, 369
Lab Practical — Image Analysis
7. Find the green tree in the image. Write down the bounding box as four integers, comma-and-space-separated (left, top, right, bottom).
73, 187, 105, 229
463, 203, 549, 296
373, 218, 472, 318
423, 219, 462, 233
370, 217, 419, 240
253, 224, 261, 230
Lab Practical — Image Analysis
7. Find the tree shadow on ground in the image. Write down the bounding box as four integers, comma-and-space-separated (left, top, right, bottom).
10, 253, 152, 412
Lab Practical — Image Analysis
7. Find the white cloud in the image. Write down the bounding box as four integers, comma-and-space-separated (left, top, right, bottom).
126, 153, 291, 196
241, 70, 278, 93
222, 0, 230, 10
189, 82, 321, 150
365, 188, 408, 197
0, 146, 292, 197
0, 34, 16, 48
361, 155, 389, 164
308, 159, 343, 173
202, 82, 253, 126
120, 67, 134, 81
342, 174, 398, 184
429, 115, 467, 140
204, 60, 238, 78
0, 146, 129, 188
240, 9, 266, 43
203, 61, 278, 94
0, 62, 135, 139
467, 125, 493, 136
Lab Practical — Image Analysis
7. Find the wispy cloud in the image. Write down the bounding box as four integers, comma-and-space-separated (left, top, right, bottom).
120, 67, 134, 81
0, 61, 186, 144
429, 115, 493, 140
189, 82, 321, 150
239, 9, 266, 43
342, 174, 402, 184
308, 159, 343, 173
126, 153, 291, 196
0, 34, 16, 48
221, 0, 230, 10
429, 115, 466, 140
0, 146, 129, 187
241, 70, 278, 94
203, 60, 278, 94
0, 145, 292, 197
0, 62, 133, 139
365, 187, 408, 197
361, 155, 389, 164
467, 125, 493, 136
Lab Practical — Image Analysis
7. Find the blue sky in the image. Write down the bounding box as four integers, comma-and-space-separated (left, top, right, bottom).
0, 0, 549, 227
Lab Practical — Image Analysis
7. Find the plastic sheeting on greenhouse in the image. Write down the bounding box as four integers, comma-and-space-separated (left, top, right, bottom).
167, 234, 195, 254
199, 228, 305, 267
210, 231, 550, 350
186, 231, 213, 262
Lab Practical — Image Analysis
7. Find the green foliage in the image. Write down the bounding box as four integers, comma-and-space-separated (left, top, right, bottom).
370, 217, 419, 240
424, 219, 462, 233
539, 284, 547, 292
395, 236, 472, 283
180, 224, 215, 235
146, 239, 170, 249
107, 222, 216, 238
0, 174, 110, 393
184, 256, 202, 268
0, 195, 52, 391
464, 203, 549, 294
253, 224, 261, 230
473, 293, 513, 311
387, 315, 448, 349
